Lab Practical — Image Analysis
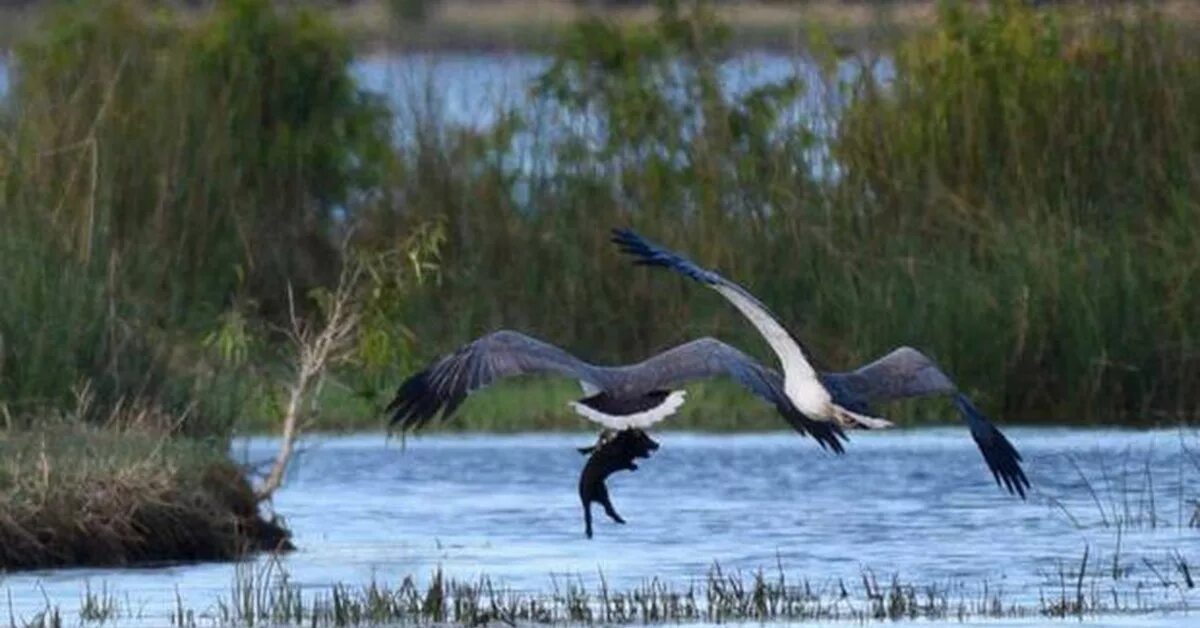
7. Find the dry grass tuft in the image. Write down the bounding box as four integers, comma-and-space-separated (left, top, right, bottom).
0, 421, 291, 570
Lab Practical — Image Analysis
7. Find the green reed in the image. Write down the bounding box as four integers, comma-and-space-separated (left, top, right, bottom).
388, 0, 1200, 427
0, 0, 393, 433
10, 554, 1197, 626
2, 0, 1198, 435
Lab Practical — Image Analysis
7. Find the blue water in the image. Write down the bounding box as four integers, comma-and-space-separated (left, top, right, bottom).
348, 52, 882, 180
4, 428, 1200, 625
0, 52, 868, 124
0, 50, 884, 139
349, 51, 881, 125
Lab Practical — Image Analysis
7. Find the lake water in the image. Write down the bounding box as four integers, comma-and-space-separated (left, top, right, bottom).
351, 51, 879, 123
0, 51, 870, 119
0, 51, 884, 139
5, 428, 1200, 626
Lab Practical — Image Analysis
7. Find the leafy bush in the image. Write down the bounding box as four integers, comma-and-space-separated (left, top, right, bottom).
0, 0, 395, 432
830, 0, 1200, 419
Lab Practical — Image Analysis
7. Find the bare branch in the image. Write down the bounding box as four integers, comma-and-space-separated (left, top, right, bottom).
256, 262, 362, 503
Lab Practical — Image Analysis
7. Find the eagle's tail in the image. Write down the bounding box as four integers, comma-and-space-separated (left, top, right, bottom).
832, 405, 895, 430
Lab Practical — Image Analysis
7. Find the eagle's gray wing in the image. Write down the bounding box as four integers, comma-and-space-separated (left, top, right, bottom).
825, 347, 1030, 498
625, 337, 847, 453
387, 330, 603, 432
612, 228, 887, 432
611, 228, 824, 379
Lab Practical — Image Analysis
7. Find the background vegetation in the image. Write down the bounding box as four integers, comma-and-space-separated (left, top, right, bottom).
390, 0, 1200, 428
0, 0, 1197, 441
0, 0, 414, 567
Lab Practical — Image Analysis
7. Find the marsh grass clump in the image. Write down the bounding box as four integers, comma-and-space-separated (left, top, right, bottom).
35, 558, 1186, 627
0, 421, 291, 570
10, 552, 1197, 625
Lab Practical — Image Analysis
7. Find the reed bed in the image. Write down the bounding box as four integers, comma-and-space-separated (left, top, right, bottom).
3, 0, 1199, 435
0, 419, 291, 571
7, 554, 1198, 627
389, 0, 1200, 429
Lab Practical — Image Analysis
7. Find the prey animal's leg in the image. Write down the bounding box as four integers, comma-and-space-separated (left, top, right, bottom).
596, 484, 625, 525
582, 496, 594, 538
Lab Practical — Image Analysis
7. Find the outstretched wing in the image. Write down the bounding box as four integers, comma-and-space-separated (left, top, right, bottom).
611, 228, 822, 380
825, 347, 1030, 498
612, 228, 891, 433
628, 337, 847, 453
387, 330, 602, 432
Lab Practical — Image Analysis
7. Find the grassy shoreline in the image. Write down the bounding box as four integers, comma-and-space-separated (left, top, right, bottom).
8, 556, 1199, 626
0, 424, 291, 571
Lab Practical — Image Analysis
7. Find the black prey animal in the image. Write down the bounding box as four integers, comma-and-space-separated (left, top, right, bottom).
576, 429, 659, 538
611, 228, 1031, 498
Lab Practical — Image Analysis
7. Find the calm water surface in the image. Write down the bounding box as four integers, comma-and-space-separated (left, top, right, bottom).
5, 428, 1200, 626
0, 51, 885, 129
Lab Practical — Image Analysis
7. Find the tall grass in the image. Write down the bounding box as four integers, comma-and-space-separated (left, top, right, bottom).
386, 0, 1200, 426
13, 556, 1200, 626
7, 0, 391, 321
831, 0, 1200, 421
0, 0, 392, 567
0, 419, 291, 570
2, 0, 1198, 431
0, 0, 397, 433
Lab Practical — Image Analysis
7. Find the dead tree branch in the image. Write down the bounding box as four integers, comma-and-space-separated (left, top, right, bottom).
256, 262, 362, 502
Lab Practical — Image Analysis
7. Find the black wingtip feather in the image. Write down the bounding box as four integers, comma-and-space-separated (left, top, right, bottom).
610, 227, 722, 286
385, 367, 453, 433
954, 394, 1030, 499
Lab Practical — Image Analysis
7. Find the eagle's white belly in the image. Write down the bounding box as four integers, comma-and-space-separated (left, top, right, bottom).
569, 390, 688, 430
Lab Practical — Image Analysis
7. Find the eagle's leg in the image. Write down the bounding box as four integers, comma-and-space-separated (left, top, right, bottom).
576, 428, 617, 455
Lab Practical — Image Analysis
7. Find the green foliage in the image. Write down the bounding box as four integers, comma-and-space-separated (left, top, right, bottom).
394, 1, 818, 374
0, 0, 399, 435
0, 422, 288, 569
0, 220, 151, 423
533, 0, 811, 214
3, 0, 1199, 435
837, 0, 1200, 220
8, 0, 392, 322
829, 0, 1200, 420
386, 0, 1200, 427
349, 223, 444, 398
